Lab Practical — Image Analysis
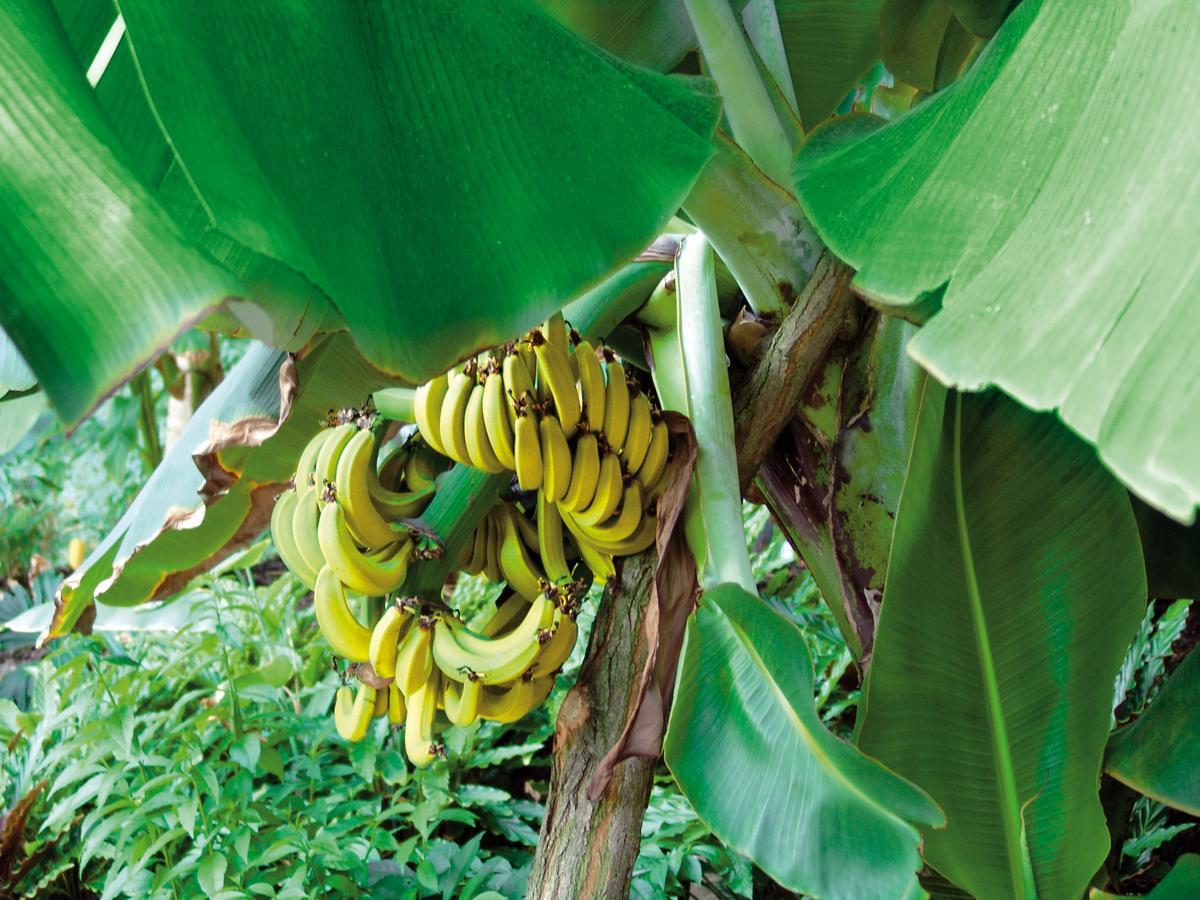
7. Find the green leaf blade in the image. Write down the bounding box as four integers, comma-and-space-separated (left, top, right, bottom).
859, 390, 1147, 899
665, 582, 942, 900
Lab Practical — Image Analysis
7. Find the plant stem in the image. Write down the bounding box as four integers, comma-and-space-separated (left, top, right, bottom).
562, 258, 672, 339
130, 369, 162, 474
683, 134, 821, 318
372, 386, 416, 422
675, 235, 756, 593
682, 0, 796, 188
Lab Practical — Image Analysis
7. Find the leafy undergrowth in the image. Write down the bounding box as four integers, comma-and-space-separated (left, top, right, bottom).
0, 508, 847, 898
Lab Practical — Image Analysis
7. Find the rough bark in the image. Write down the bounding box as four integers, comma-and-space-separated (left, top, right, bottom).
527, 552, 658, 900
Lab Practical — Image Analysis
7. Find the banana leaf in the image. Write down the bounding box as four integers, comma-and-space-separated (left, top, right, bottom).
795, 0, 1200, 522
858, 389, 1147, 899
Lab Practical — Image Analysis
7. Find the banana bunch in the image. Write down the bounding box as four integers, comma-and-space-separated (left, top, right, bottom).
330, 578, 583, 765
270, 413, 443, 598
413, 314, 668, 583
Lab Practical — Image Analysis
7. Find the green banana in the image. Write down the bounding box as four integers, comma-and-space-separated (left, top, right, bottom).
443, 675, 483, 727
502, 350, 536, 426
334, 682, 377, 742
413, 373, 450, 456
317, 502, 412, 596
635, 416, 669, 489
314, 565, 373, 661
497, 506, 546, 600
314, 422, 357, 493
395, 615, 435, 696
621, 391, 652, 474
291, 484, 329, 577
368, 600, 415, 679
271, 489, 318, 588
536, 491, 572, 584
439, 367, 476, 464
335, 428, 408, 549
481, 363, 517, 470
512, 401, 543, 491
465, 381, 507, 473
432, 592, 555, 684
404, 669, 442, 767
574, 340, 606, 433
602, 350, 630, 452
295, 426, 333, 489
479, 675, 555, 723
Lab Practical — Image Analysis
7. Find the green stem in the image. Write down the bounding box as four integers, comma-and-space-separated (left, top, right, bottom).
683, 135, 820, 318
130, 370, 162, 474
682, 0, 796, 189
372, 386, 416, 422
562, 259, 672, 339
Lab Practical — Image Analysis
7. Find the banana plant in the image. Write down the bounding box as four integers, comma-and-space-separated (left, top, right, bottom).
2, 0, 1199, 897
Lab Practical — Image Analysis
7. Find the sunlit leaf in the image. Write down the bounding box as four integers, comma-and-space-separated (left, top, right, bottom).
795, 0, 1200, 522
665, 582, 943, 899
858, 389, 1146, 898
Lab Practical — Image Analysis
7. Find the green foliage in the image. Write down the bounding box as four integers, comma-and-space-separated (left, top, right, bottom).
795, 0, 1200, 522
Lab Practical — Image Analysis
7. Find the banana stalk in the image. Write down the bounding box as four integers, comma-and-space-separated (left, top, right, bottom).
373, 386, 416, 422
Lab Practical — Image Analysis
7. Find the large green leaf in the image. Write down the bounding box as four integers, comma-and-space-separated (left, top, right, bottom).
0, 0, 240, 425
664, 582, 943, 899
795, 0, 1200, 522
117, 0, 720, 384
1106, 647, 1200, 816
536, 0, 697, 71
858, 389, 1147, 899
1092, 856, 1200, 900
53, 335, 388, 635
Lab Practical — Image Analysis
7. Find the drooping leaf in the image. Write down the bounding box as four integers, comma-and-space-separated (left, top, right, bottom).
879, 0, 977, 93
858, 390, 1147, 899
1091, 856, 1200, 900
53, 335, 389, 635
664, 582, 944, 899
0, 0, 240, 425
795, 0, 1200, 522
117, 0, 720, 384
1106, 647, 1200, 816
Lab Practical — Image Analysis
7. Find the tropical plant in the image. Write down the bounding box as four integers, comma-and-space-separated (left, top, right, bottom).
2, 0, 1198, 896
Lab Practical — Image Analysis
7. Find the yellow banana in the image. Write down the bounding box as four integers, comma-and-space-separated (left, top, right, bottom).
314, 565, 373, 661
290, 484, 329, 578
635, 417, 669, 489
573, 482, 645, 545
536, 491, 572, 584
515, 342, 537, 398
512, 402, 543, 491
511, 504, 539, 552
404, 669, 442, 767
388, 681, 406, 725
438, 367, 475, 464
317, 502, 412, 596
574, 535, 616, 584
404, 442, 445, 491
498, 507, 546, 600
573, 451, 623, 527
413, 373, 450, 455
271, 489, 318, 588
334, 682, 377, 742
481, 593, 531, 637
532, 330, 580, 437
479, 675, 555, 723
443, 675, 483, 727
621, 391, 652, 475
602, 351, 630, 452
530, 610, 578, 677
481, 365, 517, 470
574, 340, 606, 433
544, 311, 570, 358
539, 414, 572, 503
373, 686, 390, 718
294, 426, 333, 489
576, 510, 657, 556
561, 431, 600, 514
314, 423, 357, 493
395, 615, 435, 696
464, 382, 507, 473
335, 429, 408, 549
368, 601, 415, 679
376, 444, 410, 490
502, 351, 536, 426
432, 592, 555, 684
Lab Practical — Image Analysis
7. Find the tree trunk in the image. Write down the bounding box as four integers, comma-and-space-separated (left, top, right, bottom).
527, 551, 657, 899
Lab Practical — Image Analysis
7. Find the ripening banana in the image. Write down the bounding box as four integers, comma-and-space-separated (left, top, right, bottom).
602, 350, 630, 452
291, 484, 329, 578
481, 363, 517, 469
530, 610, 578, 677
317, 502, 412, 596
572, 482, 645, 545
531, 330, 580, 438
369, 601, 415, 679
432, 591, 555, 685
314, 565, 373, 661
573, 452, 623, 527
405, 669, 442, 767
560, 430, 600, 514
438, 366, 476, 465
538, 414, 572, 503
334, 682, 377, 742
395, 615, 435, 696
461, 514, 489, 576
512, 400, 543, 491
464, 381, 507, 473
314, 422, 357, 493
376, 444, 409, 490
635, 416, 669, 489
443, 675, 483, 727
574, 534, 616, 583
574, 340, 606, 433
479, 675, 555, 724
544, 311, 571, 359
583, 511, 657, 556
388, 681, 407, 724
482, 511, 503, 584
621, 392, 653, 475
497, 507, 546, 600
404, 443, 445, 492
335, 429, 408, 549
536, 491, 572, 585
481, 593, 531, 637
271, 489, 319, 588
413, 373, 450, 456
373, 686, 390, 718
502, 351, 536, 427
295, 426, 333, 489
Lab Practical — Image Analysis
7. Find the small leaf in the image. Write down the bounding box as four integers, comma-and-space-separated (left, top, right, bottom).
198, 853, 228, 896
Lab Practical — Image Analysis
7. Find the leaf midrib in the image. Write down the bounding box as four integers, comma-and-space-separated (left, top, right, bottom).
952, 393, 1028, 898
